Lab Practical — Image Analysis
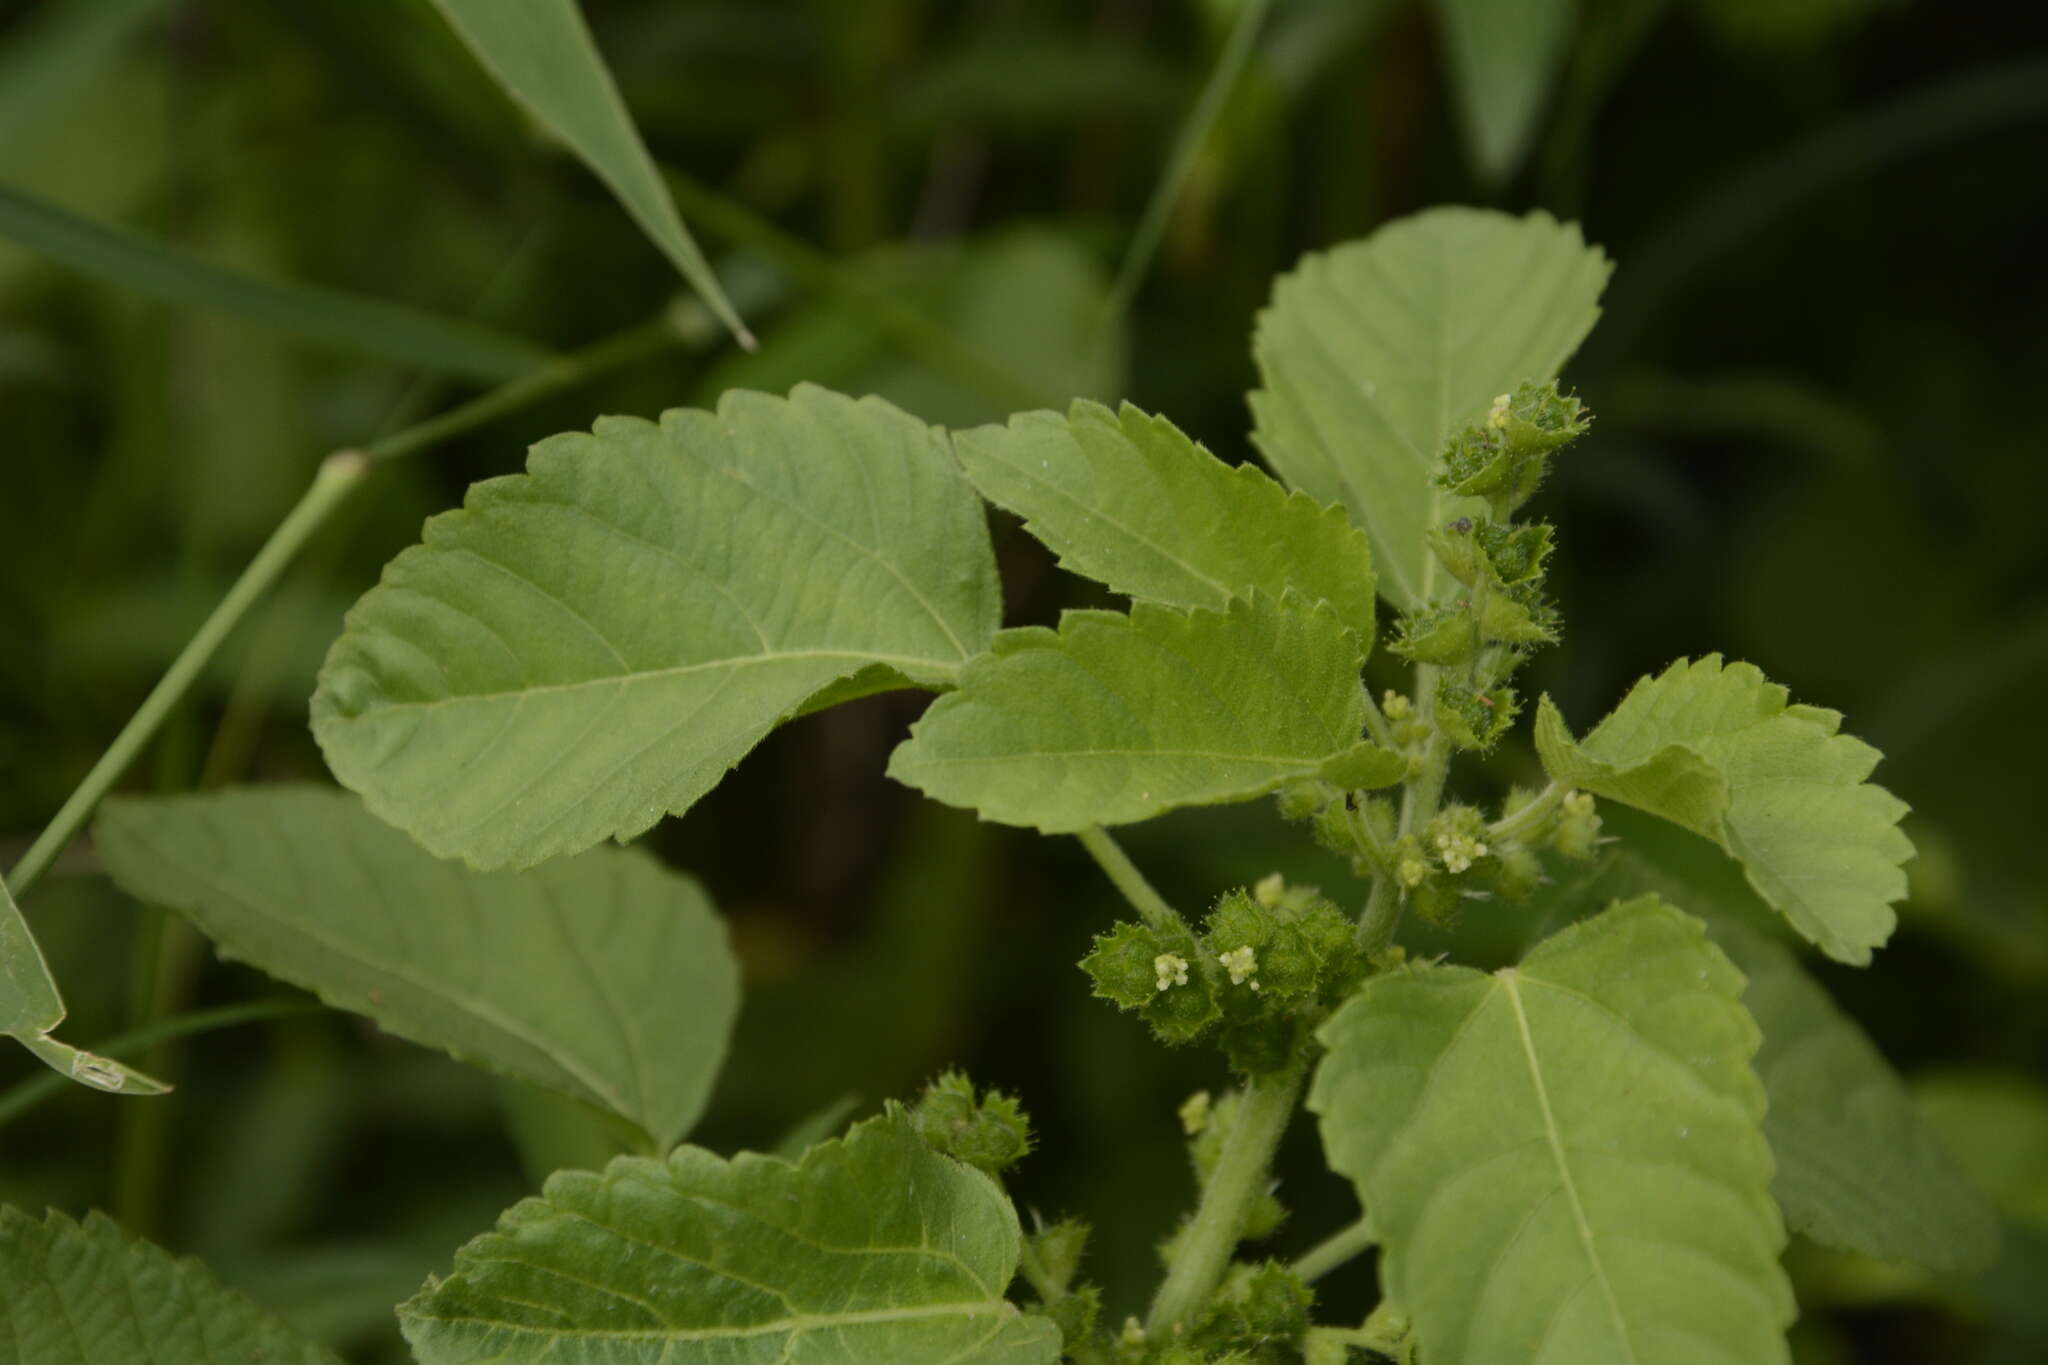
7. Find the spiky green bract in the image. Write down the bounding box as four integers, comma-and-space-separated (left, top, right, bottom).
1437, 380, 1590, 515
888, 593, 1370, 832
1535, 655, 1913, 964
400, 1109, 1059, 1365
1251, 209, 1610, 612
1312, 896, 1793, 1365
96, 785, 737, 1152
1, 874, 165, 1095
1433, 678, 1519, 751
0, 1208, 342, 1364
1189, 1261, 1313, 1362
1081, 920, 1219, 1045
314, 385, 1000, 869
953, 401, 1377, 638
914, 1070, 1033, 1175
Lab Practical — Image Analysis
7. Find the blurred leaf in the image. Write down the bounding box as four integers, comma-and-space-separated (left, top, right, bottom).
95, 785, 739, 1150
955, 400, 1376, 636
313, 385, 1001, 869
0, 1208, 343, 1365
0, 0, 172, 148
1251, 208, 1610, 611
1, 870, 166, 1097
427, 0, 754, 346
889, 594, 1370, 832
1536, 656, 1912, 964
495, 1076, 637, 1184
400, 1110, 1060, 1365
0, 186, 552, 380
770, 1093, 862, 1161
1435, 0, 1578, 182
902, 28, 1178, 133
1312, 896, 1793, 1364
1917, 1073, 2048, 1232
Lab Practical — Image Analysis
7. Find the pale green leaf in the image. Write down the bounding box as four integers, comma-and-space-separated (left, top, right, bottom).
954, 400, 1376, 636
1714, 919, 1999, 1272
313, 385, 1001, 869
0, 1207, 342, 1365
887, 593, 1367, 832
94, 786, 738, 1151
1, 872, 165, 1097
1534, 654, 1913, 964
1312, 896, 1792, 1365
1250, 208, 1610, 611
1436, 0, 1579, 182
428, 0, 752, 346
0, 185, 551, 381
400, 1109, 1061, 1365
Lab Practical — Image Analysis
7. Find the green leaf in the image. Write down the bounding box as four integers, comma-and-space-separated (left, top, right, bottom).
887, 593, 1368, 832
0, 184, 550, 381
1435, 0, 1578, 182
0, 1207, 343, 1365
94, 785, 738, 1151
1250, 208, 1610, 612
1713, 919, 2000, 1272
313, 385, 1001, 869
1312, 896, 1793, 1365
1, 872, 165, 1097
400, 1109, 1060, 1365
954, 400, 1376, 637
1534, 655, 1913, 964
428, 0, 753, 347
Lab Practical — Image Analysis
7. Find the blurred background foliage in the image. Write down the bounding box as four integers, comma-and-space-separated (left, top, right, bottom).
1, 0, 2045, 1361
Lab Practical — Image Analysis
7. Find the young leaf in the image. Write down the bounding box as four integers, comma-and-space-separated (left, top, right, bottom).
1713, 919, 2000, 1272
1, 872, 165, 1097
1435, 0, 1578, 183
1534, 655, 1913, 964
1251, 208, 1610, 611
94, 785, 738, 1152
1311, 896, 1793, 1365
427, 0, 753, 347
0, 184, 550, 381
0, 1207, 342, 1365
953, 400, 1376, 637
400, 1110, 1061, 1365
313, 385, 1000, 869
887, 593, 1369, 832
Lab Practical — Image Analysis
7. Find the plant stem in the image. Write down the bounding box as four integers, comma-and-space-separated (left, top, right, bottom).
1145, 1058, 1306, 1337
1074, 826, 1181, 931
1016, 1236, 1064, 1305
1096, 0, 1275, 337
1359, 683, 1397, 750
0, 999, 323, 1130
1290, 1215, 1377, 1283
6, 450, 367, 896
7, 312, 694, 896
1489, 780, 1563, 843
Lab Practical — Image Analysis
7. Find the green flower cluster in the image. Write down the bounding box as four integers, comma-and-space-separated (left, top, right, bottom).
910, 1070, 1032, 1175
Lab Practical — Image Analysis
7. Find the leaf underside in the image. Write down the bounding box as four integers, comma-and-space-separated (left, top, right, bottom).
1250, 207, 1610, 612
887, 592, 1369, 832
953, 399, 1376, 638
313, 384, 1000, 869
95, 785, 739, 1151
0, 1207, 342, 1365
1535, 654, 1913, 964
1313, 896, 1793, 1365
401, 1110, 1060, 1365
1, 871, 164, 1096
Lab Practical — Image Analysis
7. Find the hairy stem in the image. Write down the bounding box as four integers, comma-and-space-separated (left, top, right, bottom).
1290, 1214, 1377, 1283
1489, 780, 1563, 843
1075, 826, 1181, 931
1145, 1058, 1306, 1336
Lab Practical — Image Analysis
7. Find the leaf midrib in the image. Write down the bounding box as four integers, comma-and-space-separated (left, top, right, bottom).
418, 1295, 1022, 1343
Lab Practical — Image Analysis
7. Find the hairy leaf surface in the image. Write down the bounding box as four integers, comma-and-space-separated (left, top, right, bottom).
1, 872, 164, 1096
887, 594, 1368, 831
1437, 0, 1577, 182
954, 400, 1375, 635
1251, 208, 1609, 611
428, 0, 751, 344
0, 1208, 342, 1364
1312, 896, 1792, 1365
1535, 655, 1912, 964
401, 1110, 1059, 1365
314, 385, 1000, 868
96, 786, 738, 1151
